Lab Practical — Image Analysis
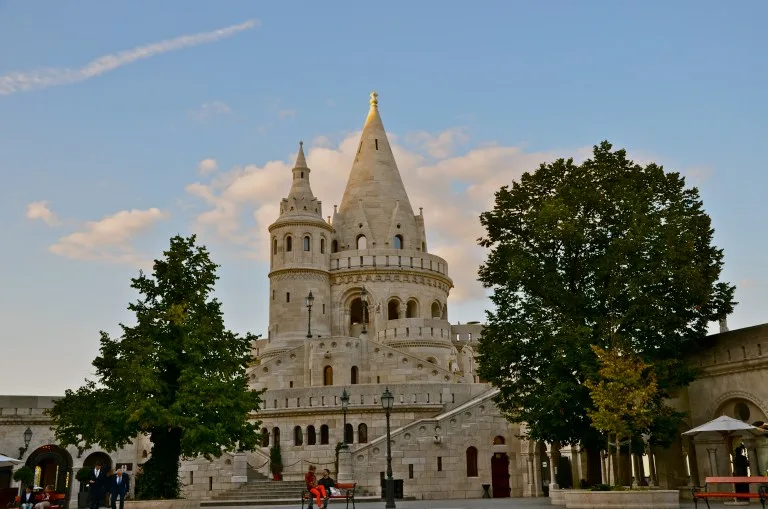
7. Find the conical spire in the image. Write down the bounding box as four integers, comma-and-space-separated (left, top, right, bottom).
294, 140, 308, 168
277, 141, 322, 219
335, 92, 419, 250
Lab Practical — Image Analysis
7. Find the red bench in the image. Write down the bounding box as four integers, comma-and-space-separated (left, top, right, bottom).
11, 493, 66, 509
692, 476, 768, 509
300, 482, 356, 509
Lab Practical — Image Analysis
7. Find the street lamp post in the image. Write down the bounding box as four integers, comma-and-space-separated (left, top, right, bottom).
305, 291, 314, 338
360, 287, 368, 334
381, 388, 395, 509
18, 427, 32, 459
341, 388, 350, 449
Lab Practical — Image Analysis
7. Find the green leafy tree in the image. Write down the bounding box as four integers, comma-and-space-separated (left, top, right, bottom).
49, 235, 262, 499
477, 141, 735, 482
13, 466, 34, 488
586, 345, 657, 486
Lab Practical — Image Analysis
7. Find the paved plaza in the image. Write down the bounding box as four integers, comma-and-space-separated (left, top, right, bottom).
206, 496, 717, 509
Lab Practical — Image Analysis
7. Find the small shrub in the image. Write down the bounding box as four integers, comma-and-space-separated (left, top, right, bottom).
579, 478, 591, 489
590, 483, 612, 491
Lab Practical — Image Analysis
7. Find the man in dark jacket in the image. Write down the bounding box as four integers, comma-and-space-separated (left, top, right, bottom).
109, 468, 130, 509
88, 462, 107, 509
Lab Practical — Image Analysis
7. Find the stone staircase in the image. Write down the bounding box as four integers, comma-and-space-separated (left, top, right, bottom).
209, 464, 306, 502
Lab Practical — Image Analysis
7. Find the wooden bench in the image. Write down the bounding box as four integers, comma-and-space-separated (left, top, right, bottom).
11, 493, 66, 509
692, 476, 768, 509
300, 482, 356, 509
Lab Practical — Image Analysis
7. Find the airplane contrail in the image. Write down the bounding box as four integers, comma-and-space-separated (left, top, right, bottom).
0, 19, 259, 96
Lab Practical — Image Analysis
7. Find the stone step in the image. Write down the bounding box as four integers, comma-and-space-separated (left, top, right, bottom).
202, 495, 415, 507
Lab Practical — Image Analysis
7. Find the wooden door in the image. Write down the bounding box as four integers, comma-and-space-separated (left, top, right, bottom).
491, 453, 511, 498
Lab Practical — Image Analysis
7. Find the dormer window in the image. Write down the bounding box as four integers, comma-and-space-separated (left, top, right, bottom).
393, 235, 403, 250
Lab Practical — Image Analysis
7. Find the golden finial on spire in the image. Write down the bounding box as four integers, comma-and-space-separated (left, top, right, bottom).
370, 91, 378, 108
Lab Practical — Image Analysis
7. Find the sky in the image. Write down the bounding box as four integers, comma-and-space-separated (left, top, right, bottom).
0, 1, 765, 395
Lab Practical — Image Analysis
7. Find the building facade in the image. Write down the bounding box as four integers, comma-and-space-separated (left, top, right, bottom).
1, 93, 767, 503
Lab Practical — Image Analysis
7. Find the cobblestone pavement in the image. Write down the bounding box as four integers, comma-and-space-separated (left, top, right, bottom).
209, 496, 711, 509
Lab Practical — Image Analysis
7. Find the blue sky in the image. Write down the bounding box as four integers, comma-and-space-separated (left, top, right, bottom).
1, 0, 765, 395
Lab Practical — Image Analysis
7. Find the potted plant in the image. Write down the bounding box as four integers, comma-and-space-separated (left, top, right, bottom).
75, 467, 93, 509
269, 444, 283, 481
13, 466, 34, 490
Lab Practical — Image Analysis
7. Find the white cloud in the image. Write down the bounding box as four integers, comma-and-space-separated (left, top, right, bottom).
186, 129, 581, 302
278, 109, 297, 119
198, 158, 218, 175
49, 208, 169, 264
0, 20, 259, 96
190, 101, 233, 121
404, 128, 470, 158
26, 201, 60, 226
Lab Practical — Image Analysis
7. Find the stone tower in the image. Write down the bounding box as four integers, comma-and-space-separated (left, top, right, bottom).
266, 142, 333, 358
328, 92, 454, 369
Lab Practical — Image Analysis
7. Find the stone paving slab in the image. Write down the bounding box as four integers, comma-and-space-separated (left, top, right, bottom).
202, 496, 716, 509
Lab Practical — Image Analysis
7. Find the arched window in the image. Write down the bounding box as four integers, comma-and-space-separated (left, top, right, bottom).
356, 235, 367, 250
493, 435, 506, 445
304, 236, 311, 251
431, 301, 441, 318
406, 299, 418, 318
260, 428, 269, 447
320, 425, 330, 445
351, 366, 359, 385
393, 234, 403, 249
358, 423, 368, 444
272, 427, 281, 445
286, 236, 293, 252
272, 239, 277, 255
294, 426, 303, 446
388, 299, 400, 320
331, 240, 338, 253
320, 238, 326, 254
350, 298, 364, 326
442, 304, 448, 320
345, 423, 354, 444
323, 366, 333, 386
466, 447, 478, 477
307, 426, 317, 446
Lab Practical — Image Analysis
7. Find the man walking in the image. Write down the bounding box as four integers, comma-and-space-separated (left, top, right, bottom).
110, 468, 130, 509
88, 462, 107, 509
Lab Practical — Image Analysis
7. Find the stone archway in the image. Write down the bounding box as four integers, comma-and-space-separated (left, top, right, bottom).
25, 445, 73, 504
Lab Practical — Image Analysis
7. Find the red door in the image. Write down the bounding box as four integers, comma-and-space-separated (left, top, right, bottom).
491, 453, 511, 498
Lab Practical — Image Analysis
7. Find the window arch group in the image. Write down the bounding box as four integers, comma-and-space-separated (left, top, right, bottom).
269, 422, 369, 448
383, 297, 429, 320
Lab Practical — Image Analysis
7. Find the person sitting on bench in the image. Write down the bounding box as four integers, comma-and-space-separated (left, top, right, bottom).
318, 469, 340, 497
305, 465, 327, 509
20, 487, 35, 509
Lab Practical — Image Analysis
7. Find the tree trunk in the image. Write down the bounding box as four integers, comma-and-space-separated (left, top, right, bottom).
615, 434, 621, 487
137, 427, 183, 499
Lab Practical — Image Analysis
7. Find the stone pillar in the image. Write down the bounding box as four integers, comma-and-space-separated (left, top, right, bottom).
230, 452, 248, 484
707, 448, 719, 477
548, 443, 560, 492
648, 450, 657, 486
522, 454, 536, 497
337, 448, 354, 483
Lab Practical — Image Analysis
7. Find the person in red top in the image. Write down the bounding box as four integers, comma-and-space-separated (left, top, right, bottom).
304, 465, 327, 508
